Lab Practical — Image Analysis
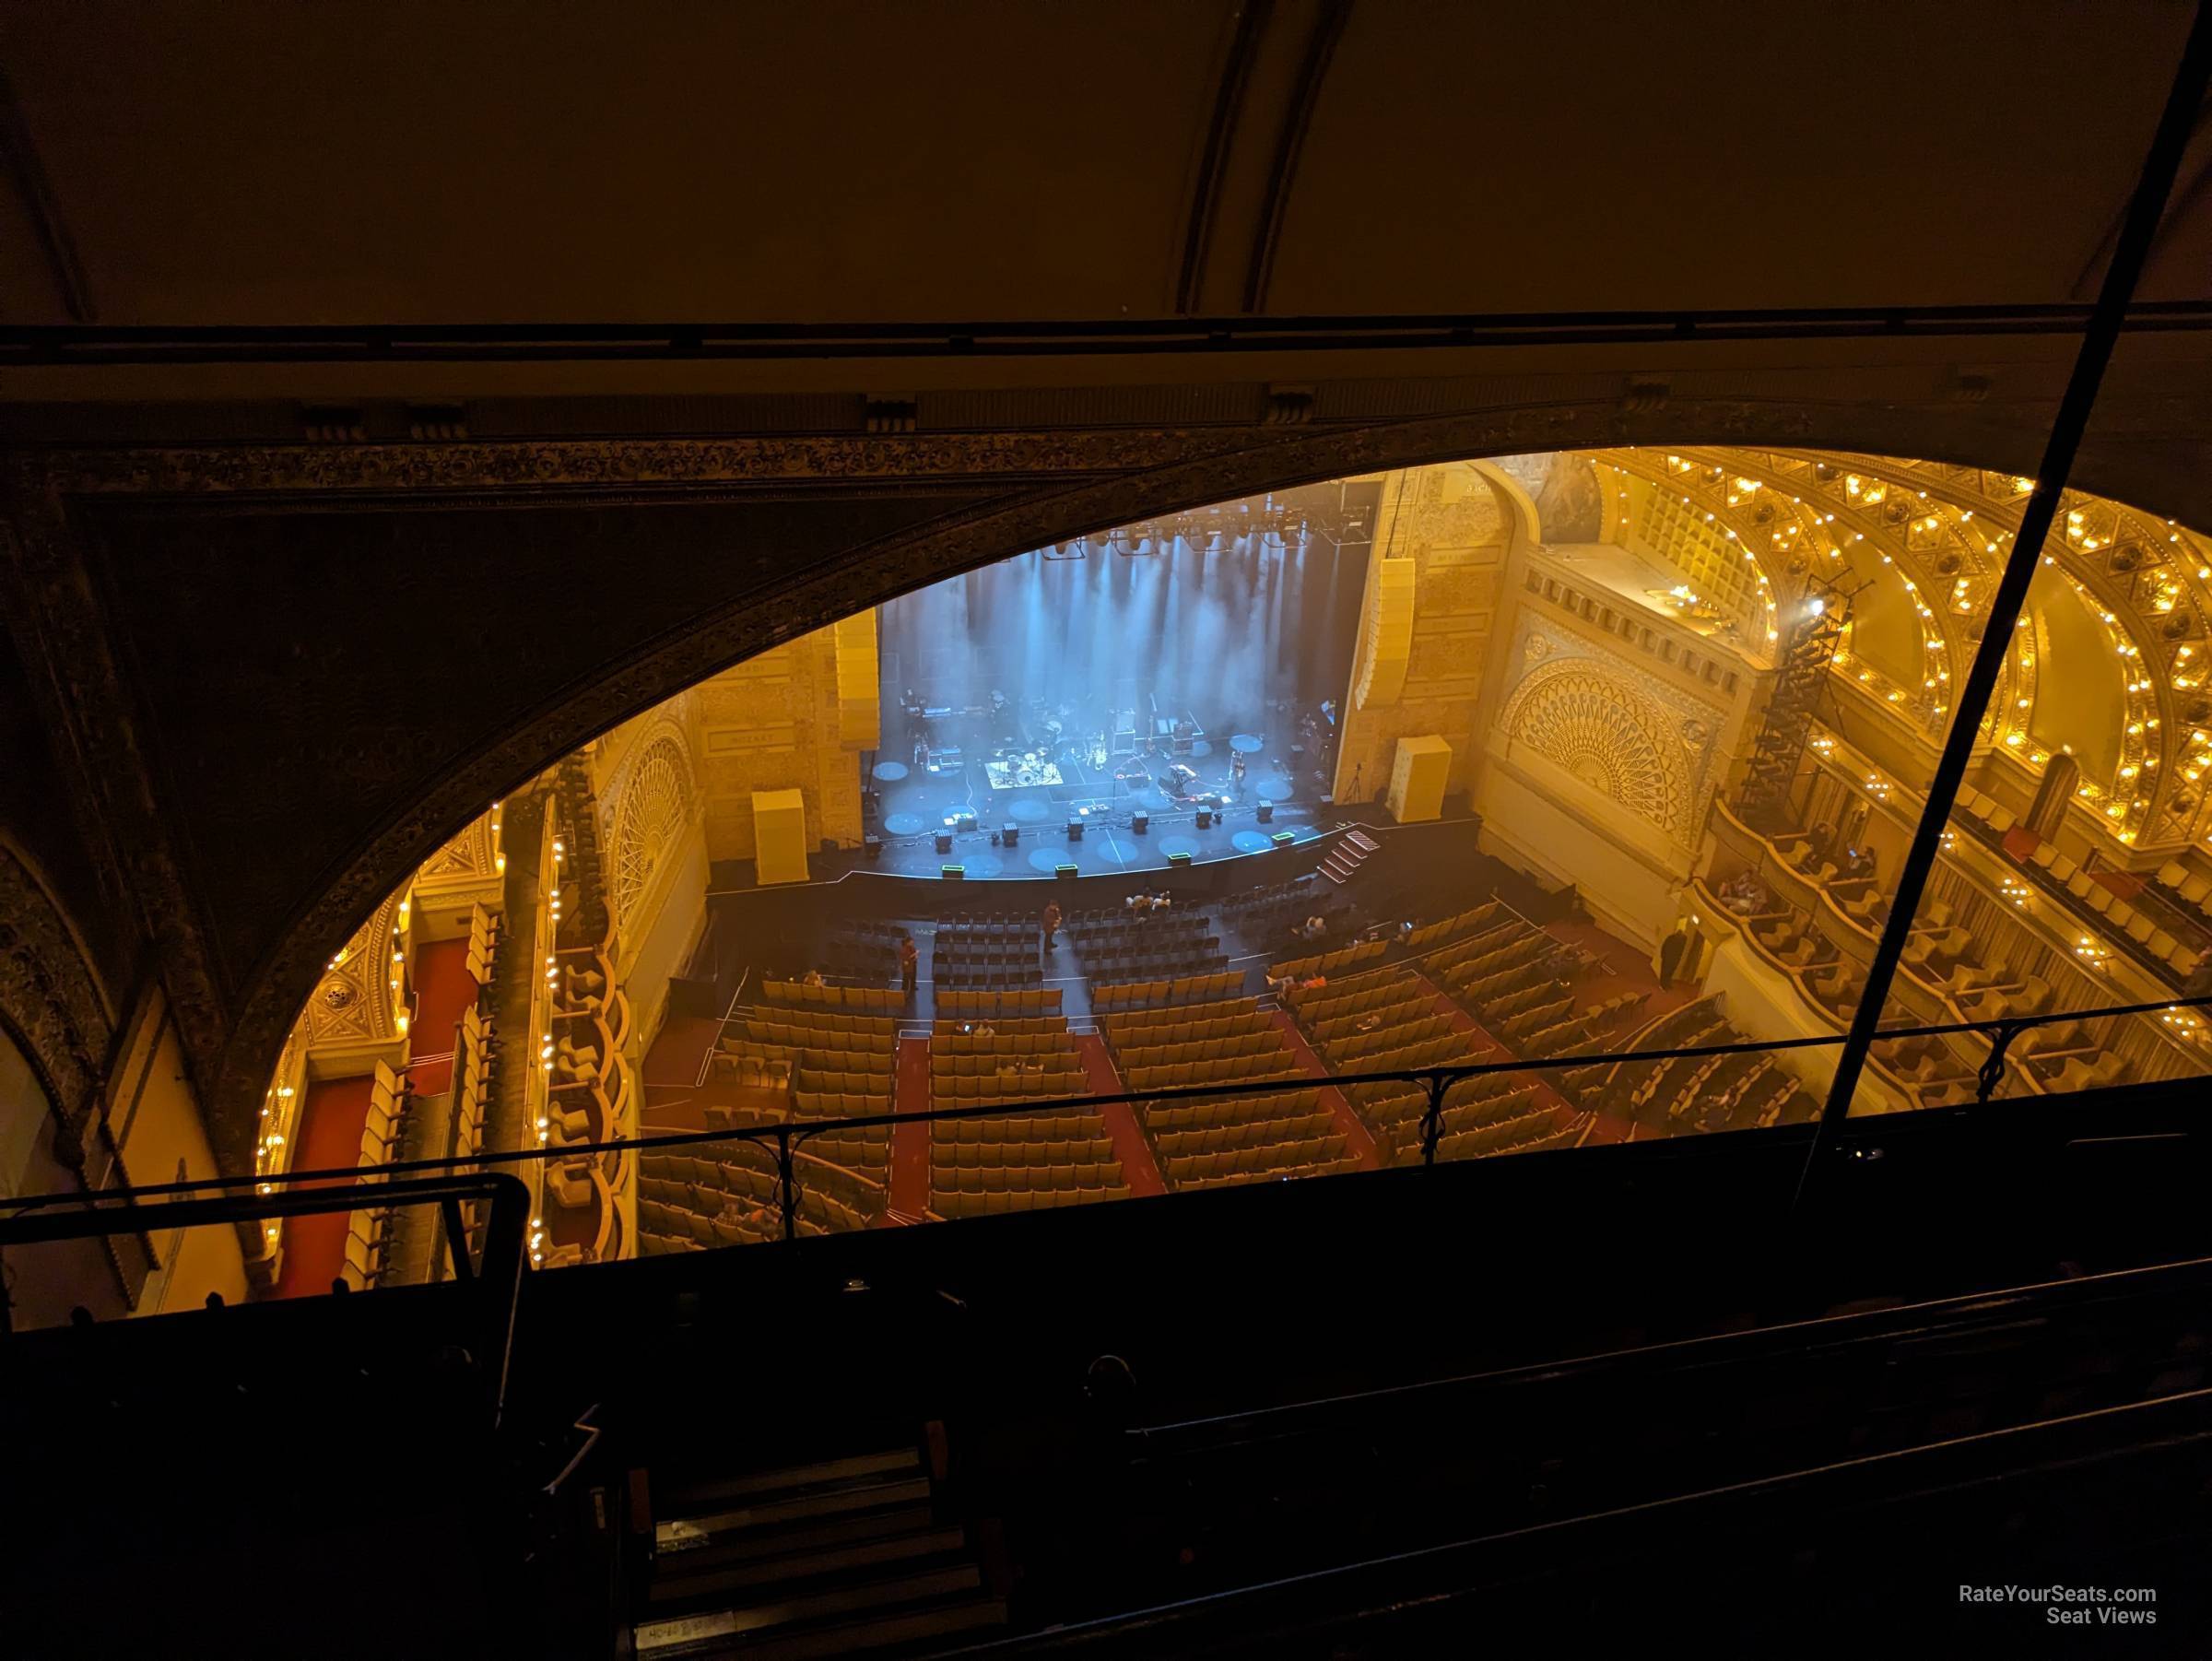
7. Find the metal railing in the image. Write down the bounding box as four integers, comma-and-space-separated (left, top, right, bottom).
6, 992, 2206, 1262
0, 1170, 533, 1414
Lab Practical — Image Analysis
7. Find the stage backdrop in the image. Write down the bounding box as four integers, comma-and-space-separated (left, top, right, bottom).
877, 490, 1371, 748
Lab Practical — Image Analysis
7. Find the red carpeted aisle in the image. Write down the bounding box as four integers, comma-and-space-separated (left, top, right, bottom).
406, 938, 480, 1095
887, 1037, 935, 1220
1265, 1014, 1381, 1170
272, 1075, 375, 1300
644, 1016, 722, 1089
1406, 969, 1583, 1133
1074, 1035, 1166, 1196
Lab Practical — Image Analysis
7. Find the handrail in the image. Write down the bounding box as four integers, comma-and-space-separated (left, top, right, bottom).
1129, 1248, 2212, 1451
8, 991, 2209, 1250
961, 1387, 2212, 1656
0, 1170, 532, 1423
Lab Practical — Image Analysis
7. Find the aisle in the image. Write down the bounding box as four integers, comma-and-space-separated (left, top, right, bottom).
1265, 1013, 1382, 1171
271, 1076, 375, 1300
887, 1037, 935, 1219
405, 937, 479, 1095
1073, 1034, 1166, 1196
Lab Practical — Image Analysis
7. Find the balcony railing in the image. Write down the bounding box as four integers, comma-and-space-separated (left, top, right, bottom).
6, 989, 2207, 1313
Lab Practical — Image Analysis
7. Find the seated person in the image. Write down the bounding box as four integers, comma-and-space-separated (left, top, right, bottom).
800, 969, 826, 988
1842, 846, 1877, 881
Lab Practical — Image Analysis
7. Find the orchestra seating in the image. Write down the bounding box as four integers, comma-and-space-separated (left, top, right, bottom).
635, 1144, 883, 1251
1078, 910, 1229, 983
1142, 1090, 1358, 1191
1402, 900, 1504, 954
938, 987, 1063, 1019
714, 1003, 894, 1183
927, 1016, 1130, 1215
1572, 997, 1818, 1134
763, 978, 902, 1015
1100, 999, 1303, 1094
932, 913, 1044, 988
1269, 938, 1387, 981
1089, 972, 1241, 1014
822, 918, 905, 983
1218, 877, 1350, 943
1288, 968, 1473, 1078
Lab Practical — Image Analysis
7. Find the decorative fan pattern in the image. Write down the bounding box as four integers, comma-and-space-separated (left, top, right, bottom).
611, 735, 693, 929
1502, 663, 1688, 838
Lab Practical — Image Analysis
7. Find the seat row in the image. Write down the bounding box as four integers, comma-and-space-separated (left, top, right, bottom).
931, 1048, 1079, 1077
935, 1030, 1068, 1055
1404, 901, 1505, 954
931, 1161, 1124, 1196
724, 1031, 891, 1076
933, 1113, 1108, 1143
1285, 973, 1405, 1022
763, 980, 904, 1014
938, 987, 1065, 1018
932, 1073, 1087, 1101
935, 1184, 1134, 1217
931, 1138, 1118, 1172
1425, 919, 1543, 978
1153, 1111, 1337, 1160
1142, 1088, 1322, 1134
790, 1088, 891, 1118
1112, 1031, 1284, 1071
740, 1007, 898, 1041
1165, 1148, 1360, 1190
1437, 1122, 1580, 1162
1100, 1000, 1263, 1042
1124, 1054, 1301, 1092
1270, 939, 1387, 980
1090, 971, 1243, 1012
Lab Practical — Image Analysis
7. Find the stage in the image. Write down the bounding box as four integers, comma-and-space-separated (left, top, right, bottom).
865, 708, 1330, 882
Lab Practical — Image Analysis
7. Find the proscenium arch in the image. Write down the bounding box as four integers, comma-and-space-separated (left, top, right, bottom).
43, 399, 2196, 1168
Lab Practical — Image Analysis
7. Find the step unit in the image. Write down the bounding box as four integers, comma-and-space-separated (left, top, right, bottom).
640, 1443, 1005, 1658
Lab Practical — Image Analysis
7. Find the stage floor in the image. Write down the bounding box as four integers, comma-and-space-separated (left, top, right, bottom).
859, 720, 1331, 882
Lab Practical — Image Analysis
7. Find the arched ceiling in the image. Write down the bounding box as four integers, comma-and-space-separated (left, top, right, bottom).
2, 1, 2205, 329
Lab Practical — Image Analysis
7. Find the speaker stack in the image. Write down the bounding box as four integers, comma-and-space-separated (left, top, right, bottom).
1131, 809, 1149, 833
935, 830, 953, 854
1195, 807, 1214, 829
1066, 818, 1084, 840
1256, 801, 1274, 823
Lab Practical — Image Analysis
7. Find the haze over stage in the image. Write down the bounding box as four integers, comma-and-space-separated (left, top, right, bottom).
865, 487, 1372, 881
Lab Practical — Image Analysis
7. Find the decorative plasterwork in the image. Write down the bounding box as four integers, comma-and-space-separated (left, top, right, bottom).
1499, 618, 1725, 848
0, 842, 113, 1167
300, 890, 405, 1051
605, 726, 697, 937
412, 807, 502, 897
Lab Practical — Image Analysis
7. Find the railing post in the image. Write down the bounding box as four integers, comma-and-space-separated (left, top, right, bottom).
1976, 1020, 2029, 1106
775, 1126, 797, 1243
440, 1195, 475, 1283
1419, 1072, 1448, 1167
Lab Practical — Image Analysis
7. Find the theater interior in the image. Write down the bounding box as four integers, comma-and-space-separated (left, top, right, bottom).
7, 5, 2212, 1655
